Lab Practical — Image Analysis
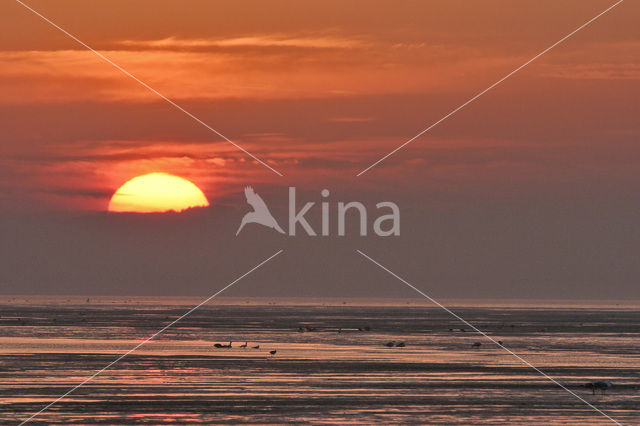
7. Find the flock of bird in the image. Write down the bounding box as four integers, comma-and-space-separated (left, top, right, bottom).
212, 341, 276, 355
383, 340, 509, 349
211, 328, 613, 395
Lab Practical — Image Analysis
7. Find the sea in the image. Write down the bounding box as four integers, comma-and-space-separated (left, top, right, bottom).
1, 296, 639, 425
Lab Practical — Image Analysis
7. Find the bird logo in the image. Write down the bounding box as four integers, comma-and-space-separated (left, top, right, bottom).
236, 186, 285, 235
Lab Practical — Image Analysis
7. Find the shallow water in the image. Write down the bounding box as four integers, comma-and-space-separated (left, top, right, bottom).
1, 297, 639, 424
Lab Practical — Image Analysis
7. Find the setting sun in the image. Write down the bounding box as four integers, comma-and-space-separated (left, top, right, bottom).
108, 173, 209, 213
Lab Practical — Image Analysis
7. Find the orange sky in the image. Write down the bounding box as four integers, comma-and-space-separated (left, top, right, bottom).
0, 0, 639, 211
1, 1, 640, 300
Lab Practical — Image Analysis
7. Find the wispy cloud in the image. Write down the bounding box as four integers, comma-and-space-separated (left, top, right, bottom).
538, 63, 640, 80
119, 34, 367, 50
0, 45, 518, 104
328, 116, 374, 123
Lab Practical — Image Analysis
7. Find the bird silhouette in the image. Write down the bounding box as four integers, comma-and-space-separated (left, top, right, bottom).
252, 345, 260, 349
584, 380, 612, 395
269, 350, 277, 355
236, 186, 285, 235
239, 342, 248, 348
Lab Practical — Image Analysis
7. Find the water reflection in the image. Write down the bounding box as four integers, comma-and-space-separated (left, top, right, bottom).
1, 298, 639, 424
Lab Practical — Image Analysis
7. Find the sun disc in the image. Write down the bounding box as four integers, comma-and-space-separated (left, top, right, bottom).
108, 172, 209, 213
